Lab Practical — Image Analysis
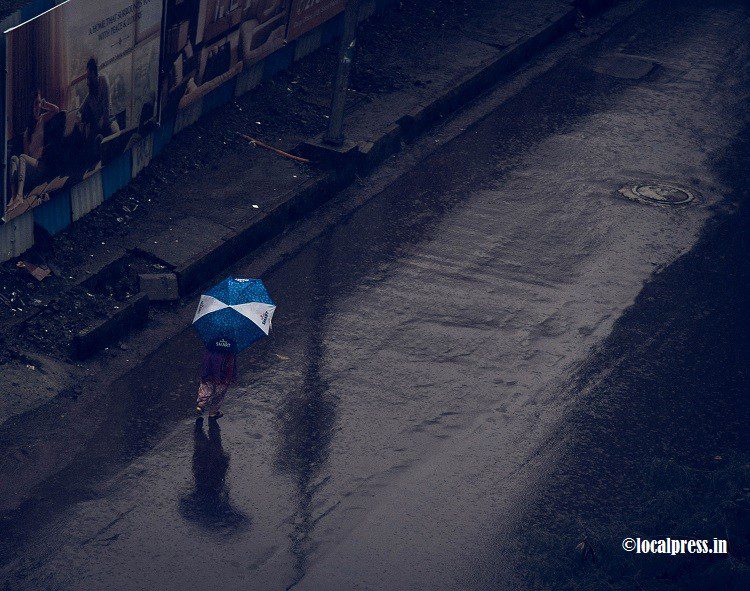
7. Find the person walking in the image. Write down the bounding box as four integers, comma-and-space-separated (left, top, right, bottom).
196, 343, 236, 419
192, 277, 276, 418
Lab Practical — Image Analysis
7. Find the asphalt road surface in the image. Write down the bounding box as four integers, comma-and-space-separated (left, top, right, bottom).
1, 1, 749, 590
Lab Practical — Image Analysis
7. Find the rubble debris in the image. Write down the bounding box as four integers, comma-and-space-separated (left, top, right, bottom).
17, 261, 51, 281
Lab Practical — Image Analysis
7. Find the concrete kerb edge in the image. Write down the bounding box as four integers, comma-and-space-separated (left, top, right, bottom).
67, 252, 152, 361
72, 292, 150, 360
358, 122, 403, 174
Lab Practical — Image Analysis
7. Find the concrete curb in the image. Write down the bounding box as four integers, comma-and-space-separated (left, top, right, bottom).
72, 292, 150, 360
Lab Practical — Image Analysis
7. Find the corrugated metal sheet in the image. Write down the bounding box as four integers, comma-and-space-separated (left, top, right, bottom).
0, 0, 393, 249
321, 12, 344, 46
71, 172, 104, 221
131, 135, 153, 178
0, 210, 34, 262
235, 63, 264, 97
102, 150, 132, 199
153, 117, 175, 156
263, 44, 295, 80
33, 189, 71, 235
294, 27, 322, 62
202, 79, 236, 116
174, 99, 203, 134
287, 0, 344, 41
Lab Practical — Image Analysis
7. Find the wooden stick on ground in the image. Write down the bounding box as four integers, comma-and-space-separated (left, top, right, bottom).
238, 133, 311, 164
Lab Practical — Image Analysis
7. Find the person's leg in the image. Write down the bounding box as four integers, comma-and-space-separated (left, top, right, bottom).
208, 384, 228, 417
196, 381, 213, 414
16, 154, 39, 200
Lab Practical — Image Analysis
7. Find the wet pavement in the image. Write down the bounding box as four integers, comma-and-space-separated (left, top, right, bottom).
1, 1, 749, 589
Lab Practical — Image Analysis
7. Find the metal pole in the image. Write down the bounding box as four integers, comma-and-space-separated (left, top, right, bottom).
324, 0, 361, 146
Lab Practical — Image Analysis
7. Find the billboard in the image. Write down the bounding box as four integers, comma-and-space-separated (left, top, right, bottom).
286, 0, 345, 41
161, 0, 291, 115
3, 0, 163, 221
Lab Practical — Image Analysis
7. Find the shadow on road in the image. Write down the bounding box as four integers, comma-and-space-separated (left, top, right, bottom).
179, 418, 250, 531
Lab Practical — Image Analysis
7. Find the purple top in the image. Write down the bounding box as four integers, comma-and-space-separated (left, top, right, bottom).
201, 350, 237, 385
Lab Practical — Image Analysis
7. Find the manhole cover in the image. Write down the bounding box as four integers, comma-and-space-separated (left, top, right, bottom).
618, 183, 696, 206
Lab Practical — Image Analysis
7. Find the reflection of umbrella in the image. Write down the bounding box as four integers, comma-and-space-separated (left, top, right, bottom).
193, 277, 276, 353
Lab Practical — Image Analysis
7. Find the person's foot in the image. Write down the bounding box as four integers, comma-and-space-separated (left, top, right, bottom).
6, 194, 24, 210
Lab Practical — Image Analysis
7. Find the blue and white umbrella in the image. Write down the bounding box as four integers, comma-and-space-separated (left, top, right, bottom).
193, 277, 276, 353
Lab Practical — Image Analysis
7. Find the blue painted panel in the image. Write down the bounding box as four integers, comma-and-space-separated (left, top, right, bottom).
0, 35, 5, 218
71, 172, 103, 221
153, 117, 175, 156
131, 136, 153, 178
321, 12, 344, 46
102, 150, 132, 199
202, 78, 237, 115
33, 189, 71, 236
263, 44, 295, 79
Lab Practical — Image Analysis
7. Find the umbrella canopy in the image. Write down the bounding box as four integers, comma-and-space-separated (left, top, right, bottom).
193, 277, 276, 353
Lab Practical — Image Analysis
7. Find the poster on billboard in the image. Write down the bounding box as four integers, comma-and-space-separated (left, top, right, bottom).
286, 0, 345, 41
161, 0, 291, 115
3, 0, 163, 221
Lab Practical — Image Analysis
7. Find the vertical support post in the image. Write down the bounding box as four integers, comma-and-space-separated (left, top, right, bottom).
1, 33, 8, 222
323, 0, 361, 146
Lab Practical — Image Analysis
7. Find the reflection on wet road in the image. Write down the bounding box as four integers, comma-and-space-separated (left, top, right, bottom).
2, 1, 749, 590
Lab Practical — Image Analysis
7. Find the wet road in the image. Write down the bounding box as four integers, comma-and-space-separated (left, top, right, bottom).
2, 1, 749, 589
